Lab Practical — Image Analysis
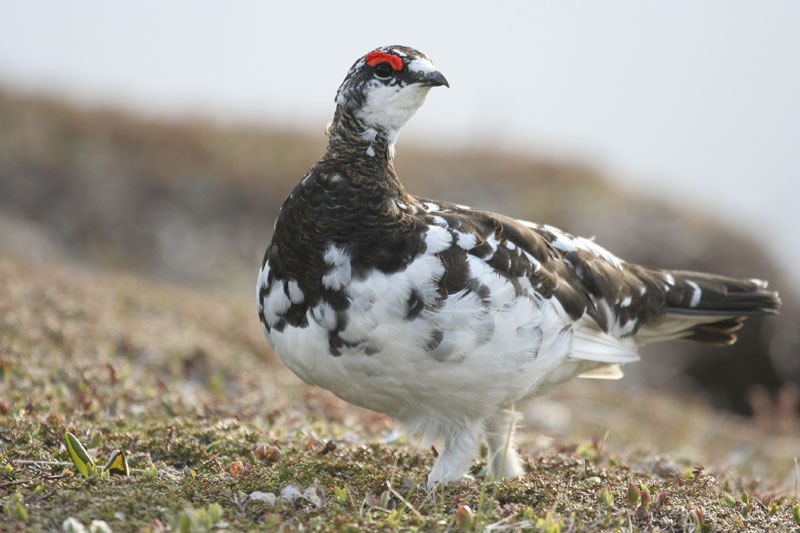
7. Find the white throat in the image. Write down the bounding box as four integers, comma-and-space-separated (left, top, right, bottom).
355, 83, 432, 145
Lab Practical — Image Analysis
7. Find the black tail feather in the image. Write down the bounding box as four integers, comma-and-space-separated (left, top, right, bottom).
660, 270, 780, 345
664, 271, 781, 317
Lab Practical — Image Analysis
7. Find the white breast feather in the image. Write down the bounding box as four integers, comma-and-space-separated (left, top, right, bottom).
424, 225, 452, 254
264, 280, 290, 326
310, 301, 337, 331
287, 280, 304, 304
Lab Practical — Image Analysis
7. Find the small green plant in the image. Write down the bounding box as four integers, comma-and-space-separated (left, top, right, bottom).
65, 431, 97, 478
740, 491, 751, 516
3, 492, 28, 523
103, 450, 129, 476
176, 503, 224, 533
767, 501, 778, 517
535, 511, 563, 533
597, 485, 614, 507
639, 485, 651, 510
204, 439, 222, 454
627, 482, 640, 506
64, 431, 130, 478
334, 486, 349, 502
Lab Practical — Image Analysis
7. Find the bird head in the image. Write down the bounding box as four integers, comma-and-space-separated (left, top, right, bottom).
331, 46, 449, 147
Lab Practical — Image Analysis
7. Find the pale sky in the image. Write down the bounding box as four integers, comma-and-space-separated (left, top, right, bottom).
1, 1, 798, 289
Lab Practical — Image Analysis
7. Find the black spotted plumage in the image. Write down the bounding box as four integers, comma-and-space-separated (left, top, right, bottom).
256, 45, 781, 488
261, 137, 424, 336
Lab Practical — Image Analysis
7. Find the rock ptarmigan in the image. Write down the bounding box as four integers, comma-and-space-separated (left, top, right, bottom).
257, 45, 781, 488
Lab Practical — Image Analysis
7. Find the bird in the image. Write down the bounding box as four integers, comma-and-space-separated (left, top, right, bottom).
257, 45, 781, 489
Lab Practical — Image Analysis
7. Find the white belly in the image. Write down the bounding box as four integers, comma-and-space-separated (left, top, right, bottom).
258, 228, 640, 436
261, 251, 577, 427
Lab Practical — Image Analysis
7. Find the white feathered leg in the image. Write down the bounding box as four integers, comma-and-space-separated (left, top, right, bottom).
426, 424, 481, 489
485, 408, 523, 480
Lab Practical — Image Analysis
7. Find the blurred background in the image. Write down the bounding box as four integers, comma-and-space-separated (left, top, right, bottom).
0, 2, 797, 422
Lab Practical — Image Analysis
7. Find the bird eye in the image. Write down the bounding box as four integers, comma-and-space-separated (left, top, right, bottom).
374, 62, 393, 78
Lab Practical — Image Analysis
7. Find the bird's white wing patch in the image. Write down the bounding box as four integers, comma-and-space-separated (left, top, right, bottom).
431, 216, 448, 227
424, 225, 453, 254
451, 230, 474, 249
578, 364, 624, 380
571, 325, 639, 363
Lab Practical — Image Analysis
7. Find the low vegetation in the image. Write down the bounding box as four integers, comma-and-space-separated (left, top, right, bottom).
1, 256, 798, 531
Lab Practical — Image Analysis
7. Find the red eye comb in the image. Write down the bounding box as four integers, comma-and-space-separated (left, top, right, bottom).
366, 51, 403, 71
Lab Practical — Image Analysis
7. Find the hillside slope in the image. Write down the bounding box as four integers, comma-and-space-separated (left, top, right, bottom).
0, 89, 797, 414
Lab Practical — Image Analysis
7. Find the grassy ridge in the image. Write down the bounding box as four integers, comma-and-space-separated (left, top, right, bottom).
1, 256, 798, 531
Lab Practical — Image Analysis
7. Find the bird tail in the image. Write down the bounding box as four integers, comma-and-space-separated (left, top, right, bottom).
633, 270, 781, 346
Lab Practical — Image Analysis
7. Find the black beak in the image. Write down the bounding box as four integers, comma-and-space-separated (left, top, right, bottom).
418, 70, 450, 88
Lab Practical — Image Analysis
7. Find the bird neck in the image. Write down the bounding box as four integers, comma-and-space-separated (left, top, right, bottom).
326, 105, 397, 164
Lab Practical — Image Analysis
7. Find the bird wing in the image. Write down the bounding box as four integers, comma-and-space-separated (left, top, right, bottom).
413, 197, 779, 349
413, 197, 642, 368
